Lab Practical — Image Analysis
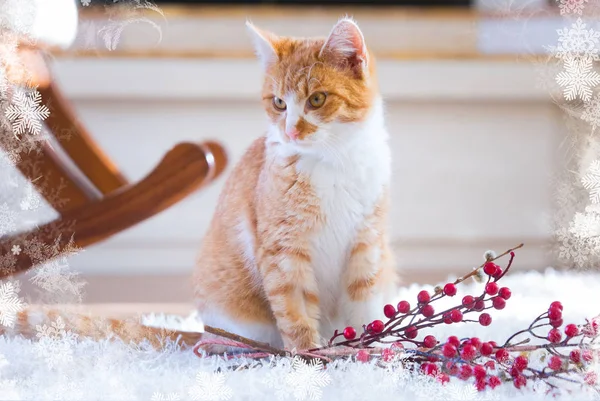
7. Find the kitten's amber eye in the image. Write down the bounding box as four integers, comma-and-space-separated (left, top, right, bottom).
273, 97, 287, 111
308, 92, 327, 109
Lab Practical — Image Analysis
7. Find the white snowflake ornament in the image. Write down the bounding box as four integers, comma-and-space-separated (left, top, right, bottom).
4, 88, 50, 136
553, 18, 600, 61
0, 280, 25, 328
556, 56, 600, 101
557, 0, 589, 15
188, 372, 233, 401
285, 356, 332, 401
582, 160, 600, 203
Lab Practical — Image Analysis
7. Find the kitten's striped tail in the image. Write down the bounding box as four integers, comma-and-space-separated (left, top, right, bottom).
1, 307, 203, 349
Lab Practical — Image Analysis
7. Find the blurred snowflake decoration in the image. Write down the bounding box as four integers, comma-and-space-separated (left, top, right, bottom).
28, 236, 86, 303
4, 87, 50, 136
34, 316, 79, 369
19, 182, 42, 211
570, 204, 600, 238
188, 372, 232, 401
0, 203, 16, 236
557, 0, 589, 15
552, 18, 600, 61
284, 356, 331, 401
30, 257, 86, 303
152, 392, 181, 401
10, 245, 20, 256
582, 94, 600, 131
582, 160, 600, 204
0, 280, 24, 328
556, 56, 600, 101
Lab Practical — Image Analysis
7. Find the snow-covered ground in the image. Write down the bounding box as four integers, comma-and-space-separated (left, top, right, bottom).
0, 268, 599, 401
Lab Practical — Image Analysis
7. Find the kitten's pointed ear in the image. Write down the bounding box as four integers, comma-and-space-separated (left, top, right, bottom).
246, 21, 278, 69
320, 17, 368, 77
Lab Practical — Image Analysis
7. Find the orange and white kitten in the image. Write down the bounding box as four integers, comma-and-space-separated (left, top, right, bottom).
193, 17, 398, 351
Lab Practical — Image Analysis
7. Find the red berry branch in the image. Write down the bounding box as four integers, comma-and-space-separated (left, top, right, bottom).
194, 243, 600, 396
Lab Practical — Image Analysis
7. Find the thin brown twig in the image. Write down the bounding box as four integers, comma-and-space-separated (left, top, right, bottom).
433, 243, 524, 295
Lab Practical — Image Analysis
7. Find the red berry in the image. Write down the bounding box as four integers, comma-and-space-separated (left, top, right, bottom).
570, 349, 581, 363
459, 364, 473, 380
514, 355, 528, 371
489, 341, 498, 347
488, 376, 501, 389
442, 313, 452, 324
565, 324, 579, 337
443, 283, 457, 297
421, 362, 438, 377
470, 337, 482, 350
343, 326, 356, 340
474, 300, 485, 311
405, 326, 418, 339
381, 348, 395, 362
427, 356, 439, 363
462, 295, 475, 308
391, 341, 404, 350
448, 363, 460, 376
397, 300, 410, 314
421, 304, 435, 318
423, 335, 437, 348
548, 306, 562, 321
480, 342, 494, 356
550, 301, 563, 311
450, 309, 463, 323
492, 266, 503, 278
447, 336, 461, 348
483, 262, 498, 276
443, 343, 457, 358
417, 290, 430, 304
583, 350, 593, 362
585, 372, 597, 386
498, 287, 511, 300
548, 328, 562, 344
548, 355, 562, 370
437, 374, 450, 385
479, 313, 492, 327
550, 318, 563, 328
495, 349, 509, 363
357, 349, 370, 362
366, 323, 373, 333
461, 344, 477, 361
476, 377, 487, 392
484, 360, 496, 370
485, 282, 499, 295
509, 366, 520, 378
514, 375, 527, 389
473, 364, 486, 379
383, 304, 396, 319
371, 320, 385, 334
492, 296, 506, 310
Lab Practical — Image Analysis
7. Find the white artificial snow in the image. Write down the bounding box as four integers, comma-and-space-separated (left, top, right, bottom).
0, 268, 599, 400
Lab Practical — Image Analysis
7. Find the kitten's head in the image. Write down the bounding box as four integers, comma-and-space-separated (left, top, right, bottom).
247, 17, 379, 155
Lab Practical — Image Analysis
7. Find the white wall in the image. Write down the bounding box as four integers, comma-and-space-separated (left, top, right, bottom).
45, 58, 565, 301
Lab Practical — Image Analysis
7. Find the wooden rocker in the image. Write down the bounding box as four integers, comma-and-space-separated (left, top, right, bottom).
0, 3, 227, 278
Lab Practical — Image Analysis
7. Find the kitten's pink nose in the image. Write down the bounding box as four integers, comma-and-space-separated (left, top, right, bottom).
285, 128, 300, 141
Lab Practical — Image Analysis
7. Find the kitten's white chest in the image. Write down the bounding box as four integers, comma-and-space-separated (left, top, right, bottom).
295, 138, 390, 327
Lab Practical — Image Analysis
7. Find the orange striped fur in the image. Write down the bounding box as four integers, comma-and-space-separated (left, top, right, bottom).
193, 17, 399, 352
